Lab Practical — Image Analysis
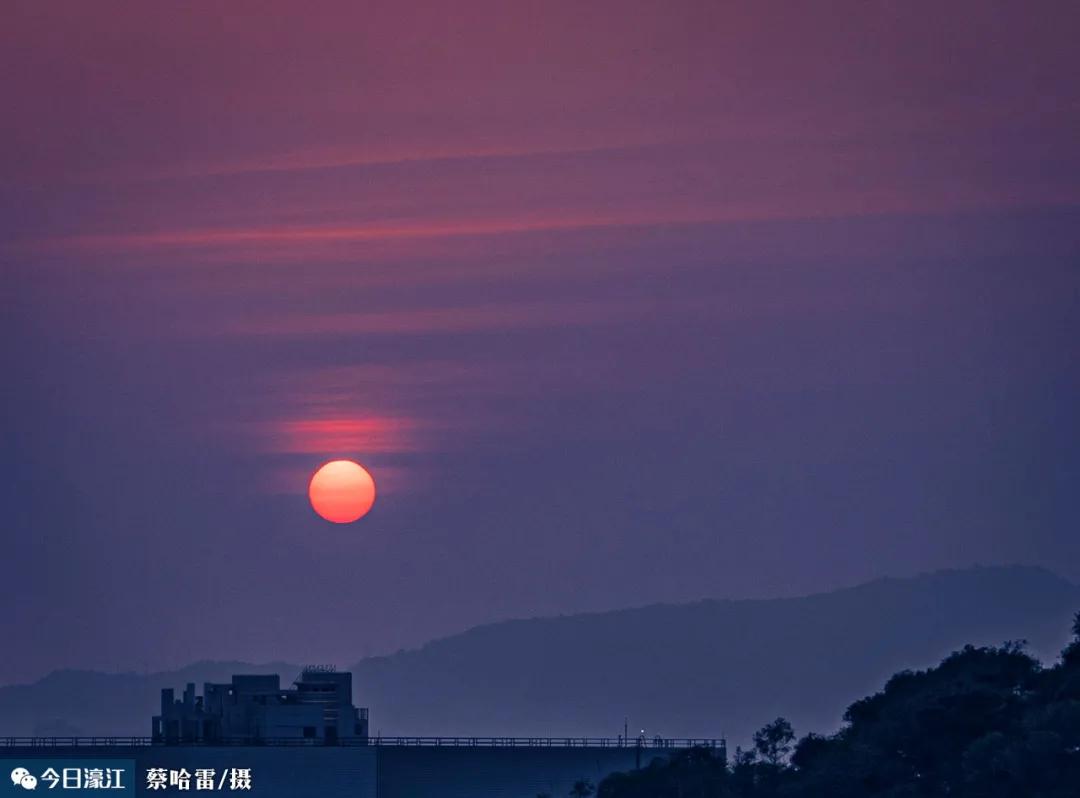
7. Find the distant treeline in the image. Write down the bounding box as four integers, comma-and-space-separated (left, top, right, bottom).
586, 611, 1080, 798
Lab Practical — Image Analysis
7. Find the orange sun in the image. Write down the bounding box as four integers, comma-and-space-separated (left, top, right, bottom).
308, 460, 376, 523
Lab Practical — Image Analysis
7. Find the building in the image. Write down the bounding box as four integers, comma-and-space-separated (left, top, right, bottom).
13, 679, 723, 797
152, 667, 368, 744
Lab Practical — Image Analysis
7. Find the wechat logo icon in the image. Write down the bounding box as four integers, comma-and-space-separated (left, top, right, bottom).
10, 768, 37, 790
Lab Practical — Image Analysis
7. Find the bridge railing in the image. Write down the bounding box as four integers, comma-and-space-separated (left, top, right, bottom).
0, 736, 724, 750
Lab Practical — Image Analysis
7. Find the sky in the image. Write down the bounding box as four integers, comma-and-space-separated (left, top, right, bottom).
2, 0, 1079, 685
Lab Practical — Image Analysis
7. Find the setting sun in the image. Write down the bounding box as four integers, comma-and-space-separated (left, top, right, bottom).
308, 460, 376, 523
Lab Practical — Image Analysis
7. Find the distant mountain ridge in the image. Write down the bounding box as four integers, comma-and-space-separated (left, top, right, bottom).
1, 566, 1077, 745
0, 661, 298, 737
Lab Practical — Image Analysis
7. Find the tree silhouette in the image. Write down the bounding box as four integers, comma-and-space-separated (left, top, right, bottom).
596, 611, 1080, 797
1063, 610, 1080, 666
568, 779, 594, 797
752, 717, 794, 766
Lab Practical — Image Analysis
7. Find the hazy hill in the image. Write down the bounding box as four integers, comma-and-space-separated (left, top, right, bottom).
0, 661, 296, 738
1, 566, 1077, 744
350, 565, 1080, 743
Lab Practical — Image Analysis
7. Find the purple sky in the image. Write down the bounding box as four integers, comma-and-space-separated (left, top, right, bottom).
2, 0, 1079, 685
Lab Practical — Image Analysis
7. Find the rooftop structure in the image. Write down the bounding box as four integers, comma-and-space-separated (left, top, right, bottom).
152, 667, 368, 744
